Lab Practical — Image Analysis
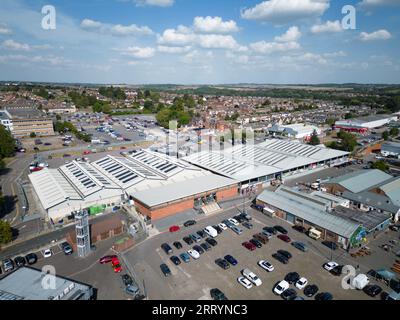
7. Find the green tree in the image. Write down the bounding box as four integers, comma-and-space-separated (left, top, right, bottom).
389, 127, 399, 137
0, 125, 16, 158
30, 132, 37, 138
371, 160, 389, 172
326, 118, 336, 126
0, 220, 12, 245
345, 113, 354, 119
382, 131, 390, 141
309, 130, 320, 146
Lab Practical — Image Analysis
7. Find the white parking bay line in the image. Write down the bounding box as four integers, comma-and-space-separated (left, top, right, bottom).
177, 265, 192, 279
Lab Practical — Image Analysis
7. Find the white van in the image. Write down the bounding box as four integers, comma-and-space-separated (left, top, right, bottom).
352, 274, 369, 290
242, 269, 262, 286
204, 226, 218, 238
308, 227, 322, 240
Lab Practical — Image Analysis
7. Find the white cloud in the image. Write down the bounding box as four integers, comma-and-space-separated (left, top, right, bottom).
360, 29, 392, 41
157, 26, 195, 46
250, 40, 300, 54
197, 34, 240, 50
274, 26, 301, 42
193, 16, 239, 34
323, 51, 347, 58
134, 0, 174, 7
358, 0, 400, 7
241, 0, 330, 24
2, 39, 30, 51
311, 20, 343, 33
157, 45, 192, 53
281, 52, 328, 65
0, 24, 12, 35
182, 50, 213, 64
117, 46, 156, 59
80, 19, 153, 36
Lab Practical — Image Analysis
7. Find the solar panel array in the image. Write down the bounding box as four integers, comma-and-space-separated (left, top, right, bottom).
190, 151, 248, 176
262, 140, 321, 158
94, 157, 143, 187
129, 150, 183, 177
78, 162, 118, 188
231, 145, 289, 167
61, 162, 101, 196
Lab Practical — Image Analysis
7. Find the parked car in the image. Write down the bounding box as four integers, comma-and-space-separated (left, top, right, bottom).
239, 212, 252, 221
281, 288, 297, 300
196, 230, 207, 239
234, 215, 245, 223
330, 265, 344, 276
215, 258, 230, 270
258, 260, 274, 272
169, 226, 180, 233
160, 264, 171, 277
274, 225, 288, 234
210, 288, 228, 300
261, 230, 273, 239
364, 284, 383, 297
180, 253, 191, 263
183, 236, 194, 245
224, 255, 238, 266
190, 233, 202, 243
2, 259, 14, 272
201, 242, 212, 252
204, 226, 218, 238
263, 226, 277, 235
25, 253, 38, 265
193, 245, 204, 255
242, 269, 262, 286
173, 241, 183, 250
228, 218, 239, 226
315, 292, 333, 301
206, 238, 218, 247
237, 276, 253, 289
99, 255, 118, 264
277, 234, 291, 243
274, 280, 290, 295
323, 261, 339, 271
242, 241, 256, 251
184, 220, 196, 227
322, 241, 338, 251
161, 243, 173, 255
230, 226, 243, 235
292, 225, 307, 233
296, 277, 309, 290
112, 258, 122, 273
213, 225, 223, 234
13, 256, 26, 267
218, 223, 227, 230
43, 249, 53, 258
188, 250, 200, 260
242, 222, 253, 230
292, 241, 308, 252
170, 256, 181, 266
249, 239, 263, 248
304, 284, 319, 297
277, 250, 292, 260
121, 274, 134, 286
61, 242, 73, 255
285, 272, 301, 284
253, 233, 269, 244
272, 253, 289, 264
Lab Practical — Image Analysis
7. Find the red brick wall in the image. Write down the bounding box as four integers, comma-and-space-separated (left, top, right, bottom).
216, 186, 238, 201
136, 198, 195, 221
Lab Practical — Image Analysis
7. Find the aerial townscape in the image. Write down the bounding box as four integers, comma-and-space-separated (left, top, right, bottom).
0, 0, 400, 304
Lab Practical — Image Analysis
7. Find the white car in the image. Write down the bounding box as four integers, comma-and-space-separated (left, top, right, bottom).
295, 277, 308, 290
324, 261, 339, 271
188, 250, 200, 260
228, 218, 239, 226
258, 260, 274, 272
43, 249, 53, 258
274, 280, 290, 295
237, 277, 253, 290
204, 226, 218, 238
242, 269, 262, 286
218, 223, 228, 231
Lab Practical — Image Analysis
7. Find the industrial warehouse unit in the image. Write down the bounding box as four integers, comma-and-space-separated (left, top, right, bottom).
256, 186, 368, 250
268, 123, 322, 140
335, 114, 398, 134
183, 138, 349, 188
29, 149, 238, 222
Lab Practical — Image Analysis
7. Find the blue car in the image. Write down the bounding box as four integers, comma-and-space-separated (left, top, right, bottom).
224, 255, 238, 266
292, 241, 308, 252
180, 253, 191, 263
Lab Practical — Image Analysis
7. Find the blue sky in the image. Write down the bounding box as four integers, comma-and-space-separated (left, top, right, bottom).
0, 0, 399, 84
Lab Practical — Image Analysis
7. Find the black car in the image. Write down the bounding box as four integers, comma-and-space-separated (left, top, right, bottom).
200, 242, 212, 252
14, 256, 26, 267
322, 241, 338, 251
224, 255, 238, 266
215, 258, 230, 270
234, 215, 245, 223
213, 225, 223, 234
364, 284, 383, 297
274, 225, 288, 234
272, 253, 289, 264
263, 226, 277, 235
122, 274, 134, 286
173, 241, 183, 250
292, 225, 307, 233
160, 264, 171, 277
330, 265, 344, 276
206, 238, 218, 247
249, 239, 262, 248
61, 242, 73, 255
170, 256, 181, 266
285, 272, 300, 284
183, 237, 194, 245
25, 253, 38, 265
184, 220, 197, 227
197, 230, 207, 238
210, 288, 228, 300
193, 245, 204, 255
277, 250, 292, 260
161, 243, 173, 255
315, 292, 333, 301
281, 289, 297, 300
242, 222, 253, 230
304, 284, 319, 297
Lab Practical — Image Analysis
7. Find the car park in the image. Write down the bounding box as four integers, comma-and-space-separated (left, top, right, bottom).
173, 241, 183, 249
274, 225, 288, 234
218, 223, 227, 231
296, 277, 308, 290
180, 253, 191, 263
161, 243, 173, 255
324, 261, 339, 271
274, 280, 290, 295
188, 250, 200, 260
193, 245, 204, 255
224, 255, 238, 266
277, 234, 291, 243
183, 236, 194, 245
285, 272, 301, 284
215, 258, 230, 270
210, 288, 228, 300
364, 284, 383, 297
277, 250, 292, 260
170, 256, 181, 266
258, 260, 274, 272
99, 255, 118, 264
281, 288, 297, 300
184, 220, 196, 227
61, 242, 73, 255
304, 284, 319, 297
242, 241, 256, 251
291, 241, 308, 252
249, 239, 262, 248
315, 292, 333, 300
201, 242, 212, 252
43, 249, 53, 258
205, 237, 218, 247
14, 256, 26, 267
25, 253, 38, 265
228, 218, 239, 226
242, 269, 262, 286
237, 277, 253, 289
272, 253, 289, 264
160, 264, 172, 277
190, 233, 202, 243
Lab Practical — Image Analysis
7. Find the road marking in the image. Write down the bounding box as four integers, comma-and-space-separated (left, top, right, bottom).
10, 183, 20, 225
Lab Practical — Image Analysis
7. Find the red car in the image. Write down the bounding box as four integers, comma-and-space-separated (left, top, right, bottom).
242, 241, 256, 251
277, 234, 291, 243
83, 150, 91, 155
112, 258, 122, 273
169, 226, 180, 233
99, 255, 118, 264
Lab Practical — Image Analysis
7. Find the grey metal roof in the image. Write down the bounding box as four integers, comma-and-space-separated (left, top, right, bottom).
381, 142, 400, 155
379, 177, 400, 206
257, 186, 361, 238
132, 174, 238, 208
0, 267, 91, 300
328, 169, 393, 193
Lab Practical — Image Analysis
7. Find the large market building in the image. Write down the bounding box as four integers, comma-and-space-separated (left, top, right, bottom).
334, 114, 398, 134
